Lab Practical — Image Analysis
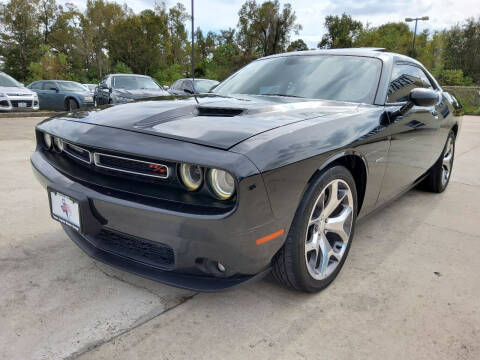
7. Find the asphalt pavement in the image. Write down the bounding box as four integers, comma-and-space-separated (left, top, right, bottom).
1, 116, 479, 360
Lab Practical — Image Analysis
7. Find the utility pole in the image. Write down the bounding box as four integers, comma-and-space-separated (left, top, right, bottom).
405, 16, 429, 57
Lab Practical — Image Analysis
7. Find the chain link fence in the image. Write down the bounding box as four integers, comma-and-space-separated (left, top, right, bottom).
443, 86, 480, 115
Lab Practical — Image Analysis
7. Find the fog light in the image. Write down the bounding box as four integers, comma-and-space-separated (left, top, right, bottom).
217, 262, 226, 272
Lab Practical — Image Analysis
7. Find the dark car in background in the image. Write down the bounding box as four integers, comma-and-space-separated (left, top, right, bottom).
31, 49, 461, 292
169, 78, 219, 95
94, 74, 170, 105
28, 80, 94, 111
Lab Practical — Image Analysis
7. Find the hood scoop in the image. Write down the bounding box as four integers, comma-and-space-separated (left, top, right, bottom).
197, 107, 245, 117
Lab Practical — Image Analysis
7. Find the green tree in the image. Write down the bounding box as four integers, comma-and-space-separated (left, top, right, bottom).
27, 46, 70, 82
443, 18, 480, 83
84, 0, 125, 78
0, 0, 42, 81
237, 0, 301, 57
287, 38, 308, 51
38, 0, 58, 43
355, 22, 411, 53
109, 9, 168, 75
318, 13, 362, 49
112, 61, 132, 74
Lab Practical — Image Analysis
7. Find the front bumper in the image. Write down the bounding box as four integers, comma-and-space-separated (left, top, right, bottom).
31, 149, 286, 291
0, 96, 39, 111
80, 101, 95, 108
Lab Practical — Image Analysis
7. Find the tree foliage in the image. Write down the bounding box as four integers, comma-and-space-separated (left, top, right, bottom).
287, 39, 308, 51
0, 0, 479, 87
237, 0, 302, 57
318, 13, 362, 49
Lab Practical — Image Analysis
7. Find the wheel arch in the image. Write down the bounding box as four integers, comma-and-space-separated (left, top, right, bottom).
307, 151, 368, 215
64, 96, 79, 108
451, 123, 459, 137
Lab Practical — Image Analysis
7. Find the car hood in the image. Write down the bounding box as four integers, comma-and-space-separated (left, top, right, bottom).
113, 88, 170, 99
0, 86, 35, 95
54, 94, 366, 149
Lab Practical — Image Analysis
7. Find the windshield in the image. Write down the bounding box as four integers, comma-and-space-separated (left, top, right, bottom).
213, 55, 382, 104
113, 76, 160, 90
194, 80, 218, 93
0, 72, 21, 87
84, 84, 96, 91
58, 81, 88, 92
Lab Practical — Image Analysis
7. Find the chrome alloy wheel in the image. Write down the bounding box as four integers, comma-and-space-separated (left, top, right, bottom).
441, 137, 454, 187
305, 179, 354, 280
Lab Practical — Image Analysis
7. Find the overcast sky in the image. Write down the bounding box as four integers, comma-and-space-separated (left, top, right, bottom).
64, 0, 480, 48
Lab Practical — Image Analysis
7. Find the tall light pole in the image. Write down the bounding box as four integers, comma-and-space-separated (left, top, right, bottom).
191, 0, 195, 81
405, 16, 429, 57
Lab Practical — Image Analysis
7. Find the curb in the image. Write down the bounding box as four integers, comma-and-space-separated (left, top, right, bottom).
0, 111, 57, 119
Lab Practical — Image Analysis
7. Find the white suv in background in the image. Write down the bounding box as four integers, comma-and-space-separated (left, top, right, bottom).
0, 72, 39, 111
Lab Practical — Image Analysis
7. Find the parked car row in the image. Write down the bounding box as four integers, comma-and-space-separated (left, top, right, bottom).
0, 71, 220, 112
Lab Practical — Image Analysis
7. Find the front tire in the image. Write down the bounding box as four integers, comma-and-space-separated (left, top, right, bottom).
422, 131, 455, 193
272, 166, 358, 292
66, 98, 79, 111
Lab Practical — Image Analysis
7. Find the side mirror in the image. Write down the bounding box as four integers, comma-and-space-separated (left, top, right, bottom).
393, 88, 439, 117
409, 88, 439, 107
183, 88, 194, 94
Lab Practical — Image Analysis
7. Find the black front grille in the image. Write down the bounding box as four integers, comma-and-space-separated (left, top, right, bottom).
10, 100, 32, 108
95, 153, 169, 179
0, 100, 8, 107
64, 142, 91, 163
95, 229, 174, 268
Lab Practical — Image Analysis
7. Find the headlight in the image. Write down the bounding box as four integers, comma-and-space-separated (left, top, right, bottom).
53, 137, 64, 152
43, 133, 52, 149
179, 163, 203, 191
83, 96, 93, 102
208, 169, 235, 200
0, 93, 6, 98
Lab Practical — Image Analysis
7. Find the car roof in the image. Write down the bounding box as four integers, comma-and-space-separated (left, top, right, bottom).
109, 74, 151, 77
179, 78, 219, 82
262, 48, 423, 67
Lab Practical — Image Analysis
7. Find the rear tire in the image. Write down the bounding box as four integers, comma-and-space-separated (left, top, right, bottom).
272, 166, 358, 292
422, 131, 455, 193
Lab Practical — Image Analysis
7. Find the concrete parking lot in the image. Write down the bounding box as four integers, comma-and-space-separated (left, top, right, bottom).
1, 116, 479, 360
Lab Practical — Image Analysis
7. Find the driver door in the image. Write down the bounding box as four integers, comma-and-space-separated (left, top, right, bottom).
377, 63, 442, 204
42, 81, 62, 110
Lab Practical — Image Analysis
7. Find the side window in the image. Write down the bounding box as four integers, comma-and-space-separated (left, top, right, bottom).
171, 80, 179, 90
184, 80, 194, 92
30, 82, 42, 90
43, 81, 57, 91
387, 64, 433, 103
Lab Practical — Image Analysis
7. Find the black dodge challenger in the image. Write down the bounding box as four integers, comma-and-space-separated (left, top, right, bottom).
31, 48, 462, 292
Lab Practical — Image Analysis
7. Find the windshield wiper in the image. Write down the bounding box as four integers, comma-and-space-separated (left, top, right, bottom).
259, 93, 305, 98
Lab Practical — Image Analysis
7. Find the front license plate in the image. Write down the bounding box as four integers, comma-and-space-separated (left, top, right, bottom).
50, 191, 81, 231
18, 102, 27, 108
